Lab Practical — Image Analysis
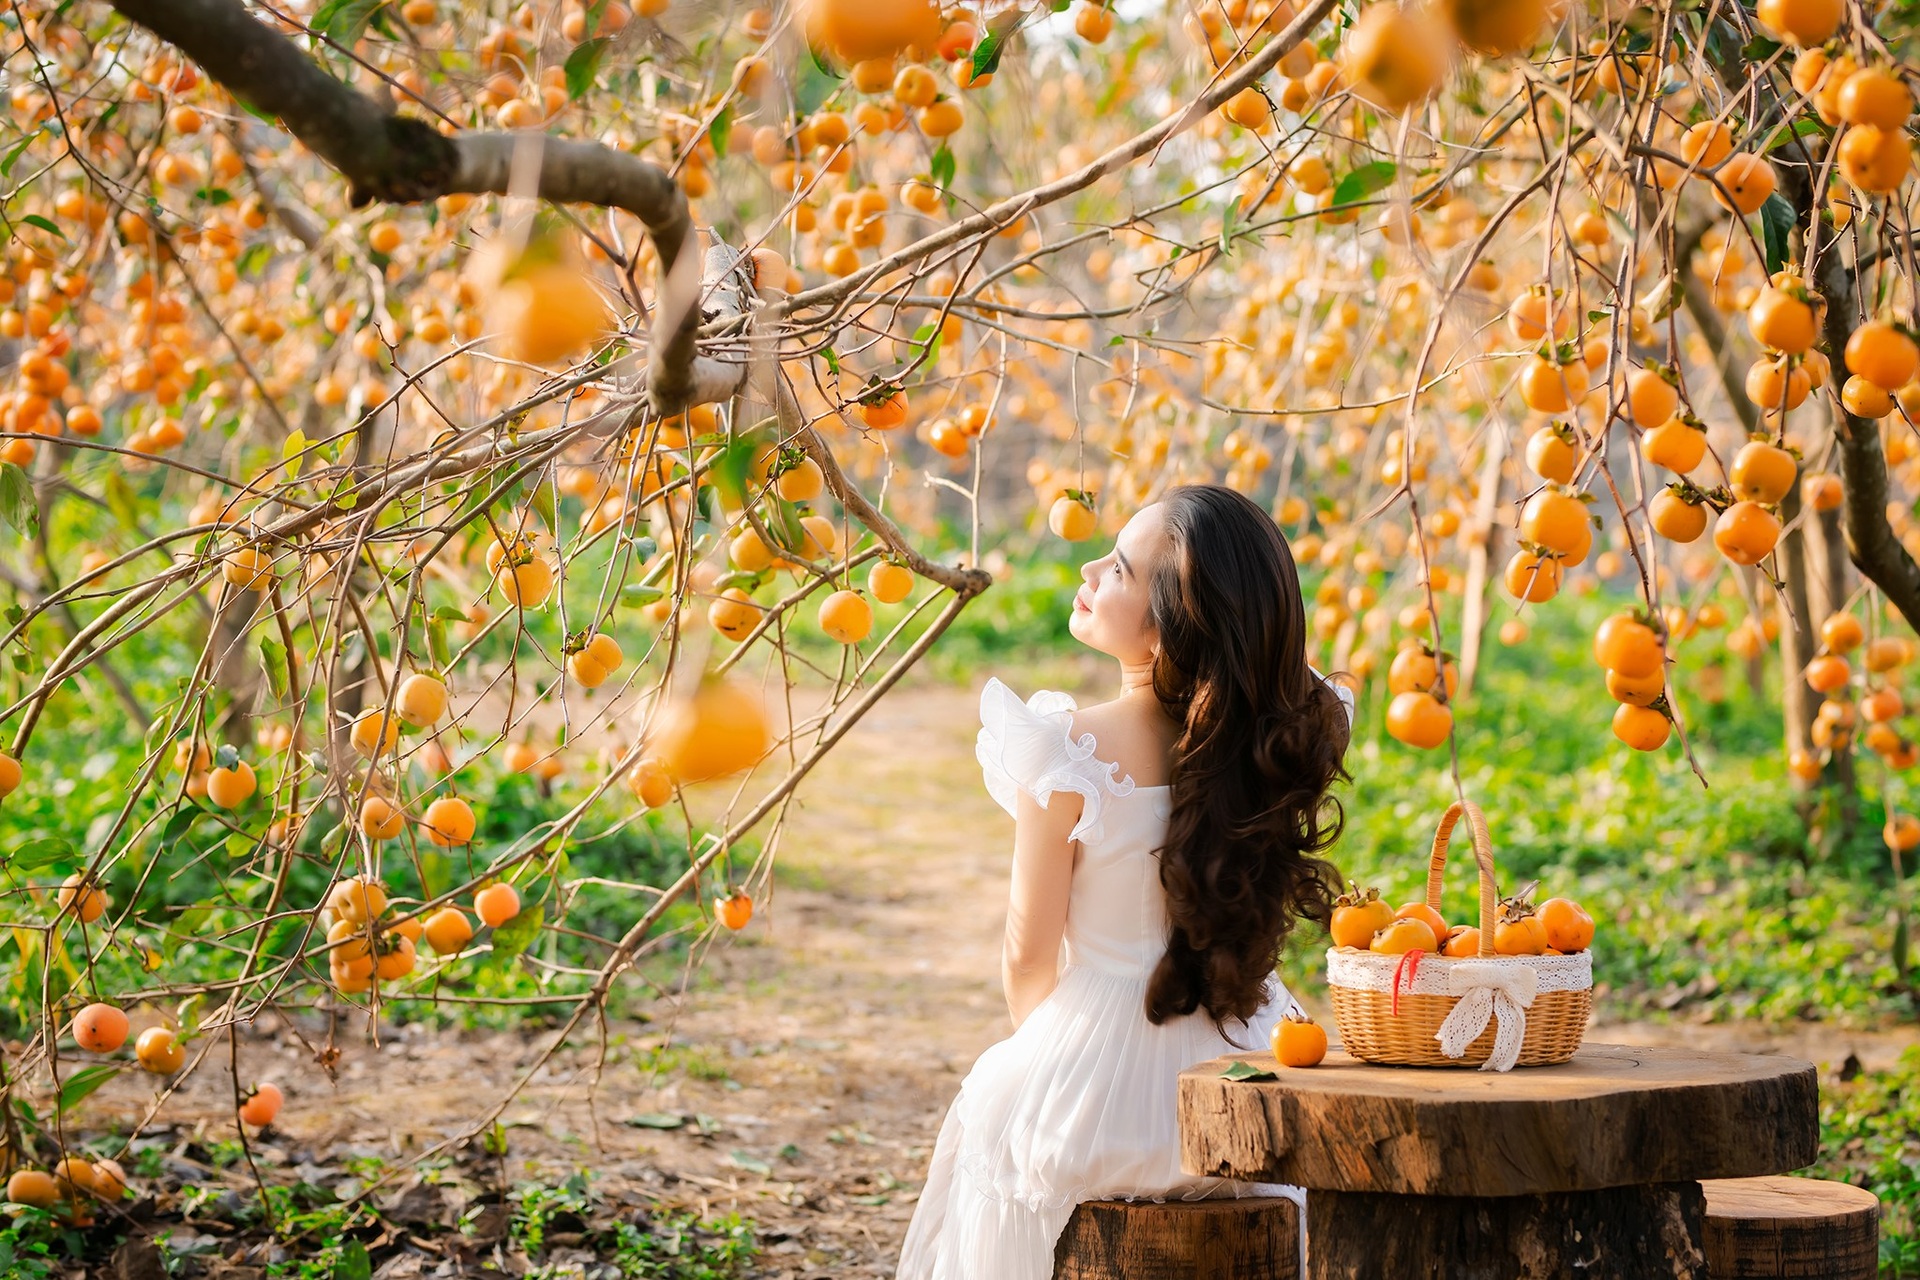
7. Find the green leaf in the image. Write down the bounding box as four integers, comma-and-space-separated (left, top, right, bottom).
1220, 1060, 1278, 1082
259, 636, 289, 703
1, 127, 42, 177
821, 346, 840, 376
9, 837, 73, 872
708, 436, 755, 510
564, 37, 611, 100
929, 144, 956, 192
728, 1150, 773, 1176
1329, 161, 1397, 208
1763, 118, 1826, 154
0, 461, 36, 537
332, 1240, 371, 1280
283, 429, 308, 483
57, 1065, 119, 1115
625, 1112, 687, 1129
1760, 192, 1796, 277
529, 481, 557, 533
158, 805, 202, 847
488, 903, 544, 960
215, 743, 239, 771
20, 213, 65, 239
907, 321, 942, 367
312, 0, 385, 44
103, 471, 140, 533
708, 103, 733, 159
971, 10, 1026, 78
620, 583, 665, 607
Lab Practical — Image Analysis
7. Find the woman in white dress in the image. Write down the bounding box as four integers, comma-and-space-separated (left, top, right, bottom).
897, 484, 1357, 1279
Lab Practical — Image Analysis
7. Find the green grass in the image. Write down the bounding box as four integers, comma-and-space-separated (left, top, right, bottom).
1812, 1047, 1920, 1276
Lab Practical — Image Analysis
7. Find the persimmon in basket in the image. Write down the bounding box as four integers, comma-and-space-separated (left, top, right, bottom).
1329, 881, 1394, 948
1494, 886, 1595, 955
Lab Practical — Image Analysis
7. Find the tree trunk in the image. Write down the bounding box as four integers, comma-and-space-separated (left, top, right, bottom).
1775, 479, 1822, 811
1053, 1198, 1301, 1280
1301, 1183, 1708, 1280
1457, 431, 1507, 700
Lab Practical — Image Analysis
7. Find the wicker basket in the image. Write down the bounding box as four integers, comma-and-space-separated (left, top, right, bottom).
1327, 799, 1592, 1070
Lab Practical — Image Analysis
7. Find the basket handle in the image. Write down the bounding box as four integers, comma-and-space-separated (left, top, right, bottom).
1423, 799, 1498, 959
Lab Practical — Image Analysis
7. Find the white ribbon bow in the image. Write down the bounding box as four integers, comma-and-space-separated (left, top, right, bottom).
1434, 960, 1539, 1072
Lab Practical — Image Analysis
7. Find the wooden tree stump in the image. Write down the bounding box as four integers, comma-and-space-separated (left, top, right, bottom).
1052, 1197, 1300, 1280
1175, 1045, 1822, 1280
1179, 1044, 1819, 1196
1302, 1182, 1706, 1280
1701, 1176, 1880, 1279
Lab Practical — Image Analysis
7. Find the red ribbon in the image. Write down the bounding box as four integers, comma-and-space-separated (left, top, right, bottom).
1390, 948, 1426, 1017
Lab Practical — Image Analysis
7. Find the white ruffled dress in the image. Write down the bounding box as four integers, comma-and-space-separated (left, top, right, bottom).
897, 674, 1353, 1280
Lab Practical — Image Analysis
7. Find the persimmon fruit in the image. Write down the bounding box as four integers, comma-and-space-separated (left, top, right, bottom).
1537, 898, 1594, 951
1273, 1014, 1328, 1068
239, 1082, 283, 1127
135, 1026, 185, 1074
1329, 883, 1394, 949
72, 1002, 129, 1053
475, 883, 521, 928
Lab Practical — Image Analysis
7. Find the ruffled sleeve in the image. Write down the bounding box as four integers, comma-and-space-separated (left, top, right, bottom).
976, 677, 1136, 845
1309, 663, 1358, 732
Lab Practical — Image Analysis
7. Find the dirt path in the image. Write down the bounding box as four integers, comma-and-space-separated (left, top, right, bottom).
72, 669, 1915, 1278
71, 677, 1020, 1278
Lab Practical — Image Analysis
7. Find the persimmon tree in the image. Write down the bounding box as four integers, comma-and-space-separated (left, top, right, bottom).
1, 0, 1918, 1216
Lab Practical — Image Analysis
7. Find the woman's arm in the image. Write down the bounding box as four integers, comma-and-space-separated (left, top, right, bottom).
1002, 786, 1081, 1030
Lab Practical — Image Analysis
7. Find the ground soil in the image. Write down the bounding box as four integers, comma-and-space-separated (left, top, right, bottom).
61, 670, 1917, 1279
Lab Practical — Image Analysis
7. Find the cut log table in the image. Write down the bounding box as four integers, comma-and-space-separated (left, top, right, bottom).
1177, 1042, 1819, 1280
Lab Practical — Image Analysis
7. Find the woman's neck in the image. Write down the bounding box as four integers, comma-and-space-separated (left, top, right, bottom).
1117, 663, 1157, 699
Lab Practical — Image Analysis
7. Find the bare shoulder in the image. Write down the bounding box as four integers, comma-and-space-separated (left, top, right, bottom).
1066, 697, 1179, 788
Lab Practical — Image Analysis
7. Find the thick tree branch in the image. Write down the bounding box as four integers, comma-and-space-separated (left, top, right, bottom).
1698, 21, 1920, 630
106, 0, 704, 412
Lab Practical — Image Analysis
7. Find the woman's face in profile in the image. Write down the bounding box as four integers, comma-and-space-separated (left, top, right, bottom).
1069, 502, 1166, 664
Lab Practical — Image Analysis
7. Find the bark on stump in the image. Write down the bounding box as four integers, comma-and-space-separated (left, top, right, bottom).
1053, 1197, 1301, 1280
1701, 1175, 1880, 1279
1303, 1182, 1706, 1280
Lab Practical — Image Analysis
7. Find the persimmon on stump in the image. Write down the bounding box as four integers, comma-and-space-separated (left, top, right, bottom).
1052, 1197, 1300, 1280
1177, 1044, 1820, 1280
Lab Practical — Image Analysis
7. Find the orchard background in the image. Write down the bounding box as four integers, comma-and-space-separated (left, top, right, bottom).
0, 0, 1918, 1274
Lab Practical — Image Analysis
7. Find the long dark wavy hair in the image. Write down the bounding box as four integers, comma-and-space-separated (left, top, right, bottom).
1143, 485, 1352, 1040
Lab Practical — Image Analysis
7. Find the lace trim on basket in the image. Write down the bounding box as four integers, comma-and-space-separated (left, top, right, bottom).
1326, 947, 1594, 994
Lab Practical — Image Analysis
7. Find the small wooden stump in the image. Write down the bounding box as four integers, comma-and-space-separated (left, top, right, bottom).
1052, 1197, 1300, 1280
1702, 1175, 1880, 1279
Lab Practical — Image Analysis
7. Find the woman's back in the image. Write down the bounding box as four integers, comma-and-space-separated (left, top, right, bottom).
897, 677, 1306, 1280
900, 485, 1355, 1280
979, 677, 1176, 976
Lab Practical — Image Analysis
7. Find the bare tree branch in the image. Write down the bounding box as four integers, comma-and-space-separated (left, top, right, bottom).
105, 0, 706, 412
